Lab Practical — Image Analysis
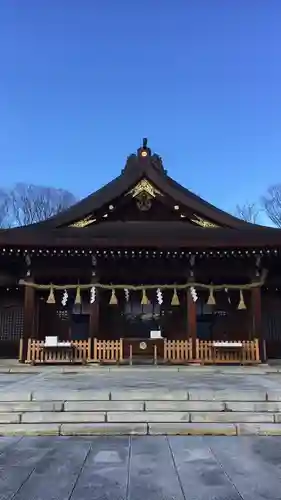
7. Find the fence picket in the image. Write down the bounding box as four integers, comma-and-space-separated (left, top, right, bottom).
163, 340, 193, 364
25, 339, 91, 364
196, 339, 260, 364
92, 339, 123, 363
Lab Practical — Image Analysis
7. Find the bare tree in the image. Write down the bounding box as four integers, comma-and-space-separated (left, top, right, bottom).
261, 184, 281, 228
235, 202, 260, 224
7, 184, 76, 227
0, 189, 10, 228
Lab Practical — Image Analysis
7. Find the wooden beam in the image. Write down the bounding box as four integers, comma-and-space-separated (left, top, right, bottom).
32, 267, 91, 279
98, 262, 251, 280
251, 288, 262, 338
251, 287, 265, 362
21, 278, 35, 362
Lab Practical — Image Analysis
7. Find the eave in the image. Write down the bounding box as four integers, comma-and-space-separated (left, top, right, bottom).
0, 223, 281, 249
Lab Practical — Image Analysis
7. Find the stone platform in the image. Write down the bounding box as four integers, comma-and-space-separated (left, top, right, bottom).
1, 363, 281, 435
2, 435, 281, 499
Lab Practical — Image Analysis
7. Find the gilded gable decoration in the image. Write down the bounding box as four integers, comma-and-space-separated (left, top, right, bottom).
69, 215, 97, 228
136, 192, 152, 211
127, 179, 163, 199
191, 214, 218, 228
126, 179, 163, 212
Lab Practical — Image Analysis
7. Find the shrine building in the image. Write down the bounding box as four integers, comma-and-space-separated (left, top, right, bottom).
0, 139, 281, 365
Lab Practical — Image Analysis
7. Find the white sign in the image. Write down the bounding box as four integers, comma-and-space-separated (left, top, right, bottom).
213, 341, 243, 348
44, 336, 58, 347
150, 330, 162, 339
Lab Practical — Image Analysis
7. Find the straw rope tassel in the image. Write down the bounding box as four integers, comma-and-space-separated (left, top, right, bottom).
46, 286, 56, 304
75, 286, 81, 304
141, 289, 150, 305
237, 289, 246, 310
207, 287, 216, 305
109, 289, 118, 305
171, 288, 180, 306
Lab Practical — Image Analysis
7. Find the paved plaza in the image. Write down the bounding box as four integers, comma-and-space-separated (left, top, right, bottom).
0, 365, 281, 498
1, 363, 281, 398
0, 435, 281, 499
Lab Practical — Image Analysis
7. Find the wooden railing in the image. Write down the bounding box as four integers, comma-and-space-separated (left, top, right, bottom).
164, 339, 193, 364
195, 339, 260, 364
92, 339, 123, 363
23, 337, 260, 365
26, 339, 91, 364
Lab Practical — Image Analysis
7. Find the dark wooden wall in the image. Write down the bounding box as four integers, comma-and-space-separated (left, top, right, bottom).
0, 291, 24, 357
195, 290, 251, 341
98, 289, 188, 340
262, 291, 281, 358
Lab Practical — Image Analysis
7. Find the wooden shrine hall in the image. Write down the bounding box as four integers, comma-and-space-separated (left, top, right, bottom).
1, 139, 281, 365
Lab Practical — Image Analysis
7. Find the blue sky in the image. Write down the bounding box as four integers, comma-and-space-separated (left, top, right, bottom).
0, 1, 280, 219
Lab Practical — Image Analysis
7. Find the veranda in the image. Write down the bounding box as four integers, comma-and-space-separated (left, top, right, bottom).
19, 278, 262, 366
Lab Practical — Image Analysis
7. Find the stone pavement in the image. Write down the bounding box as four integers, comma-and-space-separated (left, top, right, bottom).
1, 435, 281, 499
1, 364, 281, 395
2, 365, 281, 436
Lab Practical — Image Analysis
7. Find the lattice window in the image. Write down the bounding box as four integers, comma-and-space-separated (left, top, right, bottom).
56, 309, 69, 321
0, 306, 24, 341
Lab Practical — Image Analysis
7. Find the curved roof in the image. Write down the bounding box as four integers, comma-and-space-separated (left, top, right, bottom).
22, 141, 257, 229
0, 139, 280, 249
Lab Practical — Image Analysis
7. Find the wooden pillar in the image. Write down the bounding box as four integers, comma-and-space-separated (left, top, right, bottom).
251, 287, 261, 339
187, 288, 197, 358
21, 279, 35, 362
251, 287, 265, 362
89, 281, 99, 339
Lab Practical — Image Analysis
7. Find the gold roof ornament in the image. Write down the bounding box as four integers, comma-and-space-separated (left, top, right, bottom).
69, 215, 97, 228
127, 179, 163, 199
191, 214, 218, 228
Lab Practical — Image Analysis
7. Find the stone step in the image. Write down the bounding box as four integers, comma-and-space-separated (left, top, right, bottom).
1, 389, 281, 435
0, 402, 64, 412
2, 400, 281, 413
1, 422, 281, 436
3, 389, 281, 402
0, 410, 280, 425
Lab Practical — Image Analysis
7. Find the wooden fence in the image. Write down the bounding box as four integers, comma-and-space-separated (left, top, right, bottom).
23, 337, 260, 365
92, 339, 192, 364
164, 339, 193, 364
18, 338, 24, 363
26, 339, 91, 364
195, 339, 260, 364
92, 339, 123, 363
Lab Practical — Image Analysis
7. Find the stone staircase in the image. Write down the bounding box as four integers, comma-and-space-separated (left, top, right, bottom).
1, 388, 281, 436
